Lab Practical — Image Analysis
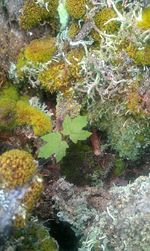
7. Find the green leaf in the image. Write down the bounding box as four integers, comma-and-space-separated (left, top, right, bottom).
38, 132, 69, 162
62, 115, 91, 143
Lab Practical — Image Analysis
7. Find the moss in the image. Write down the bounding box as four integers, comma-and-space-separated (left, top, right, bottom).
0, 149, 37, 188
113, 157, 126, 176
66, 48, 84, 79
0, 84, 19, 101
65, 0, 88, 19
68, 22, 80, 38
38, 48, 84, 94
16, 51, 28, 79
38, 60, 71, 93
93, 7, 120, 34
24, 37, 57, 63
56, 93, 81, 120
16, 100, 52, 136
0, 98, 16, 130
12, 220, 58, 251
0, 85, 19, 131
61, 142, 114, 185
88, 97, 150, 160
124, 42, 150, 65
23, 175, 43, 211
138, 7, 150, 30
125, 84, 147, 117
19, 0, 58, 30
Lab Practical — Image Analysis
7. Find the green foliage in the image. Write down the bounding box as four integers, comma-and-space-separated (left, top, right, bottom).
11, 218, 58, 251
113, 157, 126, 176
62, 115, 91, 143
38, 132, 69, 162
38, 115, 91, 162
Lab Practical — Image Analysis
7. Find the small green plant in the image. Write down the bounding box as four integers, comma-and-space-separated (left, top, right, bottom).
38, 115, 91, 162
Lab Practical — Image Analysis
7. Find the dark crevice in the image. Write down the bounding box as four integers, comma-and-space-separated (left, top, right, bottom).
44, 219, 79, 251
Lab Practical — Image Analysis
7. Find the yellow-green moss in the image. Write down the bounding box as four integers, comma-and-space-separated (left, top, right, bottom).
0, 85, 19, 131
68, 23, 80, 38
138, 7, 150, 30
66, 48, 84, 79
38, 48, 84, 94
19, 0, 58, 30
125, 43, 150, 65
22, 175, 43, 211
0, 149, 37, 188
65, 0, 87, 19
93, 7, 120, 34
38, 61, 70, 93
0, 98, 16, 130
0, 84, 19, 101
16, 100, 52, 136
24, 37, 57, 63
16, 51, 27, 78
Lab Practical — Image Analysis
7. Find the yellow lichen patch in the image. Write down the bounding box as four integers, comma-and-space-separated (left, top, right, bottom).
23, 175, 43, 211
137, 7, 150, 30
0, 149, 37, 188
93, 7, 119, 34
16, 100, 52, 136
24, 37, 57, 63
65, 0, 87, 19
19, 0, 58, 30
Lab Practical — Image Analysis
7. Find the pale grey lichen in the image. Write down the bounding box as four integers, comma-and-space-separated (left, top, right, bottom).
52, 175, 150, 250
0, 188, 27, 233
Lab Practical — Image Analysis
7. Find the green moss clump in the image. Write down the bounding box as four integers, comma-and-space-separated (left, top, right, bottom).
93, 7, 120, 34
65, 0, 88, 19
125, 43, 150, 65
0, 85, 19, 130
38, 48, 84, 94
38, 60, 70, 94
24, 37, 57, 63
68, 22, 80, 38
138, 7, 150, 30
16, 100, 52, 136
12, 219, 58, 251
113, 157, 126, 176
0, 149, 37, 188
19, 0, 58, 30
89, 98, 150, 161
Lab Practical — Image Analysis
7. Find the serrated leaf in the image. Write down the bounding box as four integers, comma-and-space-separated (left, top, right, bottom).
38, 132, 69, 162
62, 115, 91, 143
